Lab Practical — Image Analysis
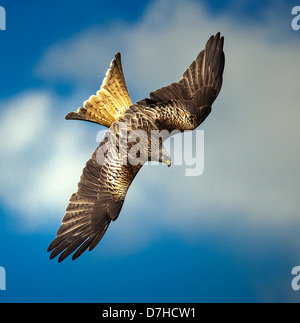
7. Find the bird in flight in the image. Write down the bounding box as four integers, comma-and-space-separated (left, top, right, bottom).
48, 33, 225, 262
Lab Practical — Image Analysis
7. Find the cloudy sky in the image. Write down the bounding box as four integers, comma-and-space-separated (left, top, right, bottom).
0, 0, 300, 302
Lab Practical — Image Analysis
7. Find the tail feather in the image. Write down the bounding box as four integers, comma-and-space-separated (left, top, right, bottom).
65, 52, 132, 128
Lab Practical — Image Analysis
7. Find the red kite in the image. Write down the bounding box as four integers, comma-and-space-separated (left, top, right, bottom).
48, 33, 225, 262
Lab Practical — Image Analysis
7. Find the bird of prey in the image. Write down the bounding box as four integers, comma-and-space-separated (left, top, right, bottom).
48, 32, 225, 262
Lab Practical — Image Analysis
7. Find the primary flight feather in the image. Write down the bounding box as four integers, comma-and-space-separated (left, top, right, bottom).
48, 33, 225, 262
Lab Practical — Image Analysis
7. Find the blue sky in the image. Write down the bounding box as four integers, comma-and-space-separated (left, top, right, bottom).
0, 0, 300, 302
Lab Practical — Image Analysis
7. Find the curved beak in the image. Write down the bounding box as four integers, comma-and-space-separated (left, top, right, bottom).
165, 159, 171, 168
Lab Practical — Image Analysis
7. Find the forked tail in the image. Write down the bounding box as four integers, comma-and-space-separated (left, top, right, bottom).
65, 52, 132, 127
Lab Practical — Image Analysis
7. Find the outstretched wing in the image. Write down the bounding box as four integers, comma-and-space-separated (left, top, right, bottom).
142, 32, 225, 129
47, 131, 141, 262
48, 33, 225, 262
65, 52, 132, 127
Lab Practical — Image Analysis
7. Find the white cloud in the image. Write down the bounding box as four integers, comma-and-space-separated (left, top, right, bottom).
0, 92, 49, 154
2, 0, 300, 251
0, 91, 96, 228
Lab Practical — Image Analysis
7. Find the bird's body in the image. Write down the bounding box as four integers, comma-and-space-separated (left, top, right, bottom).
48, 33, 225, 262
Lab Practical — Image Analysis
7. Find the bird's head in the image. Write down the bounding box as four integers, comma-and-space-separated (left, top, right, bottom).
149, 134, 171, 167
159, 146, 171, 167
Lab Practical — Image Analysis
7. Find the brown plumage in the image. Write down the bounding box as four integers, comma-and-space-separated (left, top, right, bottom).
48, 33, 225, 262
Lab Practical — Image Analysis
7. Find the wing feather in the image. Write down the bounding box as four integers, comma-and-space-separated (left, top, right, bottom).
149, 32, 224, 123
48, 134, 141, 262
